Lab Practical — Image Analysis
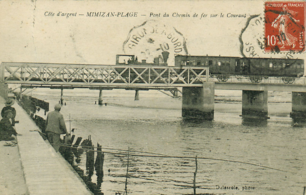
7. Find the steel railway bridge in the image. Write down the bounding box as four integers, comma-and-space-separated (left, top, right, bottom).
1, 62, 306, 120
1, 62, 306, 90
0, 62, 209, 88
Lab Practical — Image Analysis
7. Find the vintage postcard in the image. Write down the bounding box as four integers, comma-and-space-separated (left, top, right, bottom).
0, 0, 306, 195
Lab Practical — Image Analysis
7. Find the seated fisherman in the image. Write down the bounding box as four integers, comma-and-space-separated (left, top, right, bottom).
1, 99, 16, 126
0, 110, 18, 141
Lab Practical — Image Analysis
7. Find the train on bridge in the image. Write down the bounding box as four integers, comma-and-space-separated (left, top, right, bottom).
1, 54, 304, 86
116, 54, 304, 84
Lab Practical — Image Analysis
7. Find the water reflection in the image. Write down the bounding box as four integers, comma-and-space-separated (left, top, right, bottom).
181, 118, 214, 128
242, 118, 268, 127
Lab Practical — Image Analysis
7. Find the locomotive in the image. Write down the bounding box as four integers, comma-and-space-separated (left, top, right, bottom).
116, 54, 304, 84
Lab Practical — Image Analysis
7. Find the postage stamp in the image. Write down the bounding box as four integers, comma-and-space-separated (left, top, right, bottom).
240, 14, 298, 59
264, 1, 305, 53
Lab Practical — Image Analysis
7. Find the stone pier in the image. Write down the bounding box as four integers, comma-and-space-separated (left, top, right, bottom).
60, 88, 64, 105
182, 82, 214, 120
242, 90, 268, 119
290, 92, 306, 121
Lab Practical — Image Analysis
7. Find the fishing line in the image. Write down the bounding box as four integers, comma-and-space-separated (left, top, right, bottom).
62, 144, 288, 173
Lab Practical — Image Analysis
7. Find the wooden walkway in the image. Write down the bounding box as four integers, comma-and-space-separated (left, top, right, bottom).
9, 97, 92, 195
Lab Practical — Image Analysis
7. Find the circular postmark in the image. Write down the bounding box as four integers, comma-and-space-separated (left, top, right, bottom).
240, 14, 266, 58
123, 20, 188, 65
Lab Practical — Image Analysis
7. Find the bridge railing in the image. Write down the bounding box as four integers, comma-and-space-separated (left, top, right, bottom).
0, 62, 209, 88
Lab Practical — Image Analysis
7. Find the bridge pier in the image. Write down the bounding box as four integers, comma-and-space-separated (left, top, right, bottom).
242, 90, 268, 119
182, 82, 214, 120
98, 89, 103, 105
60, 88, 64, 105
19, 86, 23, 100
135, 90, 139, 101
290, 92, 306, 121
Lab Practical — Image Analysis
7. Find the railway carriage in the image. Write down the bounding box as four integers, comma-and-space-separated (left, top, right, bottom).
174, 55, 304, 84
115, 54, 304, 84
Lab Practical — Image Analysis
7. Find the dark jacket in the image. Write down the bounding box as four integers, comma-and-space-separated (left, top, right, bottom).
1, 106, 16, 126
0, 118, 17, 141
45, 111, 67, 135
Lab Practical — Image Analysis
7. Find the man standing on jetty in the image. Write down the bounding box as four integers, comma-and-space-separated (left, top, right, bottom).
45, 104, 70, 152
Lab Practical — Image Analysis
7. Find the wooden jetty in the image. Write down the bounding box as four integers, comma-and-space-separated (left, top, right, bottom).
10, 97, 93, 195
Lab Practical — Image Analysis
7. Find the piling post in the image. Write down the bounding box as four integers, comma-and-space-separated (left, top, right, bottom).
61, 134, 75, 165
86, 138, 89, 175
193, 156, 198, 195
134, 90, 139, 101
72, 137, 83, 162
89, 145, 94, 176
70, 135, 75, 144
60, 88, 64, 105
19, 86, 23, 100
79, 139, 88, 155
303, 186, 306, 195
86, 136, 94, 180
95, 143, 104, 189
125, 147, 130, 195
98, 89, 103, 105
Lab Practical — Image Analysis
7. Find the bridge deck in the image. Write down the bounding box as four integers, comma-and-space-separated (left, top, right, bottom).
3, 97, 92, 195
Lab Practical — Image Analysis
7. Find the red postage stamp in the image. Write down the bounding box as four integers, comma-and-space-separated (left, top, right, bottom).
265, 1, 305, 53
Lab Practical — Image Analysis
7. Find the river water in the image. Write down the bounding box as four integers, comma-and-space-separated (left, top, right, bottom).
31, 89, 306, 195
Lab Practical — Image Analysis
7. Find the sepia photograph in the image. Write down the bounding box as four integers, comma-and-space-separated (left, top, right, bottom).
0, 0, 305, 194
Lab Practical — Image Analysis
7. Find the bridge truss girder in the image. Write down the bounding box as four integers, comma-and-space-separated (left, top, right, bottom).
0, 62, 209, 88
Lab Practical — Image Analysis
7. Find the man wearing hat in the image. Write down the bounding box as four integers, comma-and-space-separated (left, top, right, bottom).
1, 99, 16, 126
45, 104, 70, 152
0, 109, 17, 141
